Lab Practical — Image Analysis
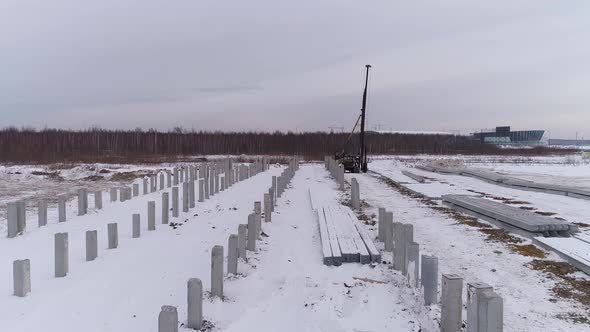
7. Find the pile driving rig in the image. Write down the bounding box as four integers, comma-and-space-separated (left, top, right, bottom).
334, 64, 371, 173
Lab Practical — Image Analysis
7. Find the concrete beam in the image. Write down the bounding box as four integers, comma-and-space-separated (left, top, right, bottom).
132, 214, 140, 238
187, 278, 203, 329
189, 180, 195, 208
198, 179, 204, 203
77, 189, 88, 215
405, 242, 420, 288
7, 202, 18, 237
211, 245, 224, 298
401, 223, 414, 275
421, 255, 438, 305
182, 182, 189, 213
441, 274, 463, 332
247, 214, 257, 251
94, 191, 103, 210
13, 259, 31, 297
58, 195, 67, 223
158, 305, 179, 332
264, 193, 271, 223
162, 192, 169, 224
384, 212, 394, 252
228, 234, 238, 275
110, 188, 117, 202
37, 200, 48, 227
351, 177, 360, 210
86, 230, 98, 261
55, 232, 69, 278
238, 224, 248, 261
148, 201, 156, 231
477, 290, 504, 332
172, 187, 179, 218
467, 282, 495, 332
107, 223, 118, 249
17, 200, 26, 233
378, 207, 386, 242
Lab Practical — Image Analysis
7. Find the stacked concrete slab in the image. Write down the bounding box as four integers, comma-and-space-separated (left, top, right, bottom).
401, 170, 426, 183
443, 195, 577, 236
312, 202, 380, 266
419, 164, 590, 201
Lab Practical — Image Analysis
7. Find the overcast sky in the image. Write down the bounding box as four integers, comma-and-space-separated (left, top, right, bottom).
1, 0, 589, 138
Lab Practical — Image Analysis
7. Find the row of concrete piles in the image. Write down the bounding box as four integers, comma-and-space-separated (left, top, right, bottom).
376, 207, 504, 332
321, 155, 503, 332
5, 157, 273, 239
10, 158, 271, 301
324, 156, 345, 190
323, 156, 361, 209
158, 157, 299, 332
5, 169, 171, 239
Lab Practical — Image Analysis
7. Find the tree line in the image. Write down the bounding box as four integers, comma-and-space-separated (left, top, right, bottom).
0, 127, 570, 164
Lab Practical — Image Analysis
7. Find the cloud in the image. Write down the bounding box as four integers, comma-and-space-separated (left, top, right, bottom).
0, 0, 589, 138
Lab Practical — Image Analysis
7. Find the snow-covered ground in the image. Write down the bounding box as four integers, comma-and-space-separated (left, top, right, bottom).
0, 163, 170, 219
0, 163, 435, 332
2, 156, 589, 331
367, 156, 590, 331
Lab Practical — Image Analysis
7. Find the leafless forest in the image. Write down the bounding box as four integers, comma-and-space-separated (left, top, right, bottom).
0, 127, 570, 164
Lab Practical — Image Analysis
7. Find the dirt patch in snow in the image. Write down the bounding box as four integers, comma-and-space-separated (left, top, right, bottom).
573, 222, 590, 228
529, 260, 576, 276
82, 175, 105, 181
375, 175, 424, 199
529, 260, 590, 308
466, 189, 487, 195
556, 312, 590, 325
110, 171, 152, 182
509, 244, 546, 258
535, 211, 558, 216
479, 229, 523, 244
357, 213, 375, 225
519, 206, 537, 211
502, 199, 531, 205
31, 171, 64, 181
467, 190, 532, 206
430, 206, 492, 229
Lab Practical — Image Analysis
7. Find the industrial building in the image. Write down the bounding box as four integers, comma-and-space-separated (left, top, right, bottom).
472, 126, 545, 145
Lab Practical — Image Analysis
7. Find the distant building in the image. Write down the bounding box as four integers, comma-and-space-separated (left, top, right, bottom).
472, 126, 545, 146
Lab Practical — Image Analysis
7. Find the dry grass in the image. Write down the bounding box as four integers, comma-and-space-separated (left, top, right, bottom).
81, 175, 105, 181
556, 312, 590, 325
430, 206, 493, 228
479, 229, 523, 244
529, 260, 590, 307
510, 244, 546, 258
110, 171, 153, 182
376, 172, 590, 315
535, 211, 558, 216
519, 206, 537, 211
30, 170, 64, 181
503, 200, 532, 205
